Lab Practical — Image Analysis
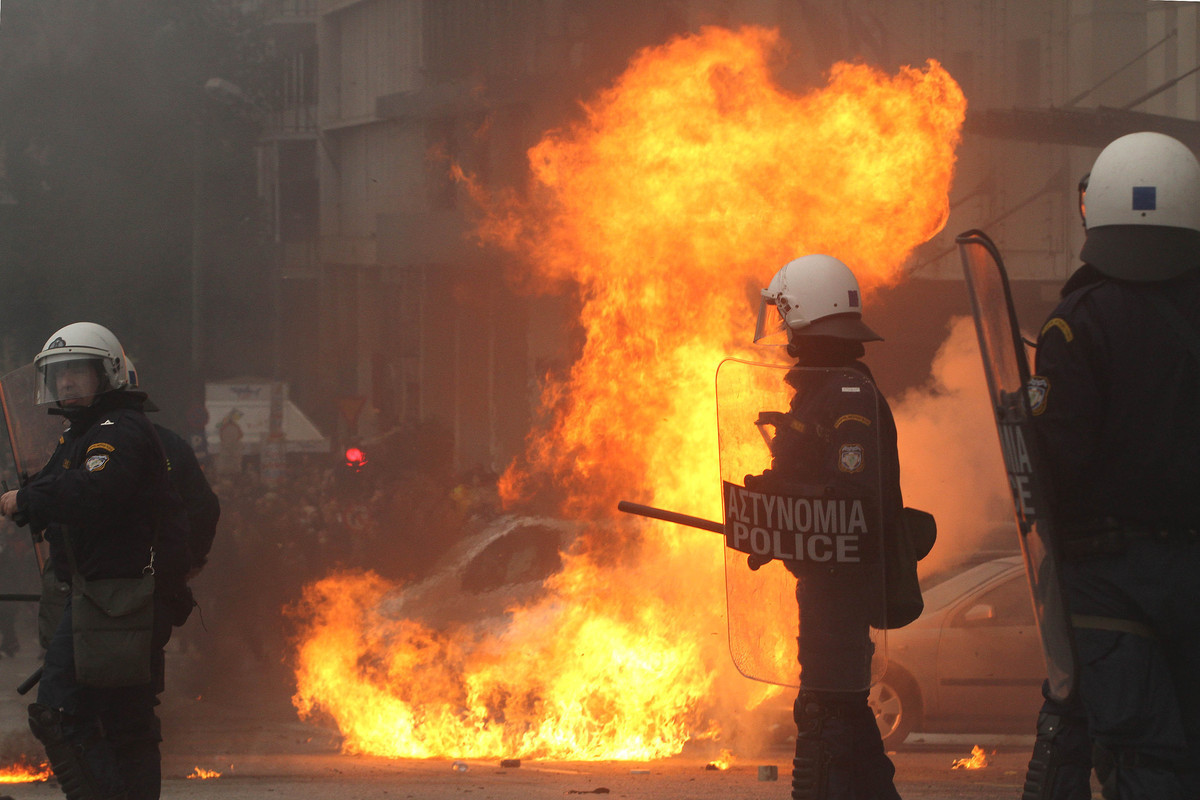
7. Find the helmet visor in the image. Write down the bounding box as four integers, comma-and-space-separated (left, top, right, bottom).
1077, 172, 1089, 228
753, 291, 789, 345
35, 356, 105, 406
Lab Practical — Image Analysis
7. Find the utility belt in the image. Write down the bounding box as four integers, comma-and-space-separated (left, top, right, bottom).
1059, 519, 1200, 561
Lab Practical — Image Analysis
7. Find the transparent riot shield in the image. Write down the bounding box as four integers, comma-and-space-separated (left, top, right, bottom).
0, 363, 64, 576
0, 364, 62, 486
957, 229, 1076, 704
717, 358, 886, 690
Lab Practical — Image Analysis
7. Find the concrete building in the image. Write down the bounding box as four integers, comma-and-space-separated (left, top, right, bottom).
271, 0, 1200, 473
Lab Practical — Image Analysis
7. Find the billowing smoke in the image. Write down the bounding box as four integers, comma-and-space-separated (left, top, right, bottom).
893, 315, 1016, 575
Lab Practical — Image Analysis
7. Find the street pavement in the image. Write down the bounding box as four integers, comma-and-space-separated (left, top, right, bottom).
0, 628, 1090, 800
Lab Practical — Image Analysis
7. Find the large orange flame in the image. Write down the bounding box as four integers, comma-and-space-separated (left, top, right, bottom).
485, 25, 964, 524
292, 25, 965, 761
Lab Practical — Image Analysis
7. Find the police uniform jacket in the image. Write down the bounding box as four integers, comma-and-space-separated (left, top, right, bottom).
760, 360, 909, 635
1033, 266, 1200, 531
770, 361, 904, 536
17, 391, 184, 583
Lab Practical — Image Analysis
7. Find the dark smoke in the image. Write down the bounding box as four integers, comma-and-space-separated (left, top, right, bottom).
0, 1, 269, 431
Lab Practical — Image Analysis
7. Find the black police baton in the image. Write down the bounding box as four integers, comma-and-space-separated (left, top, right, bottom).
619, 501, 776, 570
17, 667, 41, 695
616, 500, 724, 534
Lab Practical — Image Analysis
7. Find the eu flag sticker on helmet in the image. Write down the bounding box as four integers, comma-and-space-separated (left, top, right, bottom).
1132, 186, 1156, 211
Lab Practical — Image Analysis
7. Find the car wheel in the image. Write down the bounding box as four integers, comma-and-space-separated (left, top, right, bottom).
869, 666, 922, 748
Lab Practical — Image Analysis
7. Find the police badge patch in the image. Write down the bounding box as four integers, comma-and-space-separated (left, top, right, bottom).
838, 443, 865, 473
84, 454, 109, 472
1027, 375, 1050, 416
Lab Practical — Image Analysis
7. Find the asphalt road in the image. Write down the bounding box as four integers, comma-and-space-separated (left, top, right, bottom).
0, 625, 1092, 800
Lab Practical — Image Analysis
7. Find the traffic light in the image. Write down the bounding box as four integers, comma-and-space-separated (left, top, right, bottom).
344, 446, 368, 473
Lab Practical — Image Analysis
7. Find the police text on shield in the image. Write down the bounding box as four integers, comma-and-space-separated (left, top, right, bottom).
722, 480, 868, 562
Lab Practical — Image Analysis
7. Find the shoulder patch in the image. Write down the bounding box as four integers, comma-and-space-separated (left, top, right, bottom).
834, 414, 872, 429
838, 444, 865, 473
1039, 317, 1073, 342
1028, 375, 1050, 416
86, 442, 115, 454
84, 454, 110, 473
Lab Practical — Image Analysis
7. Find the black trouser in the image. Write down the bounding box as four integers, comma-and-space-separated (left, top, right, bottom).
1058, 536, 1200, 798
792, 689, 900, 800
794, 574, 897, 800
34, 596, 171, 800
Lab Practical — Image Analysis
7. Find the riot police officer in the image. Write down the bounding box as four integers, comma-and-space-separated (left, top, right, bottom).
0, 322, 189, 800
752, 254, 905, 800
1026, 132, 1200, 798
126, 357, 220, 577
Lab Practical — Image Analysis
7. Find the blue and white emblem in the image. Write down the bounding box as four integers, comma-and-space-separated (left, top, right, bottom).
838, 443, 865, 473
1027, 375, 1050, 416
84, 454, 109, 473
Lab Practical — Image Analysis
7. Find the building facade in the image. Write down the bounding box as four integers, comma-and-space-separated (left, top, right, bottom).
271, 0, 1200, 473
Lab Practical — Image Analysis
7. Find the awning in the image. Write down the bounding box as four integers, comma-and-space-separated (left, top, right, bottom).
205, 379, 329, 454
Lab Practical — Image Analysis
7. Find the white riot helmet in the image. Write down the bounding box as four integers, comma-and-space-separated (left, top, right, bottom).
754, 254, 882, 344
1079, 131, 1200, 281
33, 322, 130, 406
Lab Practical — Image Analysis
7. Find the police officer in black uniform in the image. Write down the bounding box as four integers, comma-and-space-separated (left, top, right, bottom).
0, 322, 190, 800
752, 254, 907, 800
126, 357, 220, 577
1025, 132, 1200, 799
156, 423, 219, 576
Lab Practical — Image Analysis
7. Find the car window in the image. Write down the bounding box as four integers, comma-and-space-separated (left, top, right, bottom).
949, 573, 1035, 628
460, 524, 564, 594
918, 557, 1021, 612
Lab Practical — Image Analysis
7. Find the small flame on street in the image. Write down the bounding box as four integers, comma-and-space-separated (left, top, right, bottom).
0, 757, 51, 783
706, 749, 735, 770
187, 767, 221, 780
951, 745, 988, 770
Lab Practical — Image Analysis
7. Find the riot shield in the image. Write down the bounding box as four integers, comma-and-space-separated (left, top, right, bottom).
0, 364, 61, 486
717, 358, 886, 690
0, 364, 63, 574
957, 229, 1076, 704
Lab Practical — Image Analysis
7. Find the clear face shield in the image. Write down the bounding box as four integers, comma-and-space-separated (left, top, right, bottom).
753, 290, 790, 346
1077, 172, 1089, 230
35, 356, 109, 406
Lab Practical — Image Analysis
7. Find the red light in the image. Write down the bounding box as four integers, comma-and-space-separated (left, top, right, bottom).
344, 447, 368, 468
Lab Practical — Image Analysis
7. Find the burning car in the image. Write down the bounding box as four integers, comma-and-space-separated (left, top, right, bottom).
381, 514, 579, 628
869, 554, 1043, 746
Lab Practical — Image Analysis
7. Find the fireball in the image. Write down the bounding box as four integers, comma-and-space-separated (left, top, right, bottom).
292, 24, 965, 760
